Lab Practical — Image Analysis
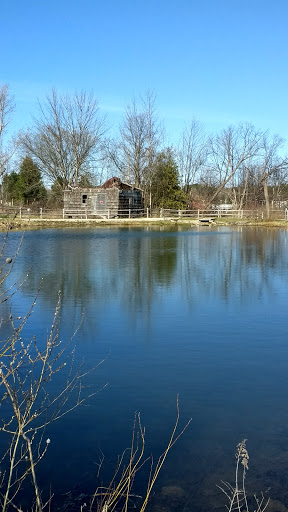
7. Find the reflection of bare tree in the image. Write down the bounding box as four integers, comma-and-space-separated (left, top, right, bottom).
6, 227, 288, 332
7, 228, 179, 337
178, 227, 288, 306
19, 234, 96, 307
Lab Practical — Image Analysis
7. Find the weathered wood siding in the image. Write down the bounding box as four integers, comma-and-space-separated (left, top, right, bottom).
64, 187, 143, 218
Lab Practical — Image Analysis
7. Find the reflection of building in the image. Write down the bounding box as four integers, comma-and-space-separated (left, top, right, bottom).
63, 177, 143, 218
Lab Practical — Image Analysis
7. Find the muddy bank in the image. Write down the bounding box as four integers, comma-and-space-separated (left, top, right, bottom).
0, 216, 288, 231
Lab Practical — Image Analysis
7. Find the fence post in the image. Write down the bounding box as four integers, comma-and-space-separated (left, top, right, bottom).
108, 209, 110, 219
147, 208, 149, 218
19, 207, 22, 219
62, 209, 65, 219
160, 208, 163, 218
197, 209, 200, 219
40, 208, 42, 219
178, 209, 181, 217
129, 209, 131, 219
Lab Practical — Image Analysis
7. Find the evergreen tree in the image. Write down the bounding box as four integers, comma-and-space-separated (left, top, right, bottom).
2, 171, 20, 203
151, 148, 186, 208
17, 156, 47, 204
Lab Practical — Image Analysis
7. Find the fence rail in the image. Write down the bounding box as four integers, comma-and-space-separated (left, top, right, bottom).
1, 206, 288, 221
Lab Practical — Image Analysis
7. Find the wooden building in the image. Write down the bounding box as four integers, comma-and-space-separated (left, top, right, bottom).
63, 177, 143, 219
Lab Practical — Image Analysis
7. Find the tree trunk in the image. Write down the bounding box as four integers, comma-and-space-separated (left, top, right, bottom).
263, 176, 270, 218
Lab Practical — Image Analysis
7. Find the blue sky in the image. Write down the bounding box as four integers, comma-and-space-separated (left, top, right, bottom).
1, 0, 288, 146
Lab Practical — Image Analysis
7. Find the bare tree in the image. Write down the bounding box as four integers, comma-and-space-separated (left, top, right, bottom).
269, 165, 288, 204
228, 161, 255, 210
177, 119, 208, 196
0, 291, 102, 512
23, 89, 106, 188
143, 91, 163, 207
105, 91, 162, 191
257, 133, 288, 217
206, 123, 264, 207
0, 84, 19, 179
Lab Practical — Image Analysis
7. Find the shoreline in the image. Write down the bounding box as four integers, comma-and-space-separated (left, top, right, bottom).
1, 216, 288, 231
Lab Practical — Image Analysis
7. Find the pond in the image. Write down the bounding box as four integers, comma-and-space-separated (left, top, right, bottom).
1, 225, 288, 511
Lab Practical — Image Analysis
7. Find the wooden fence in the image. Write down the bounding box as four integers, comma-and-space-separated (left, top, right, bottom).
1, 206, 288, 221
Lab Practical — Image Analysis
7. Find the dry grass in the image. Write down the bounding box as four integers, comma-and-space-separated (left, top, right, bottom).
218, 440, 270, 512
87, 398, 191, 512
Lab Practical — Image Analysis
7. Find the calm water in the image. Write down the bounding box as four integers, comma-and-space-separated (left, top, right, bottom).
1, 225, 288, 511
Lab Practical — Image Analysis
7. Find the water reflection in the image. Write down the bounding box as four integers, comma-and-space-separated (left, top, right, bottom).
1, 226, 288, 511
178, 227, 288, 304
3, 225, 288, 354
7, 227, 288, 313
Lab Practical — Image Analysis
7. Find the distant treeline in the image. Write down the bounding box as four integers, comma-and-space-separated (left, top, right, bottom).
1, 84, 288, 217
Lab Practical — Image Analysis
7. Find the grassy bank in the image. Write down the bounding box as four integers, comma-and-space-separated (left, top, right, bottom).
1, 216, 288, 231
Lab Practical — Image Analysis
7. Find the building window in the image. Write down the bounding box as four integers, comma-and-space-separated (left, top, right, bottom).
82, 194, 87, 204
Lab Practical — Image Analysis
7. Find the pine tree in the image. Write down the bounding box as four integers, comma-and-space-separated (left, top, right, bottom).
2, 171, 20, 203
17, 156, 47, 204
151, 148, 186, 208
